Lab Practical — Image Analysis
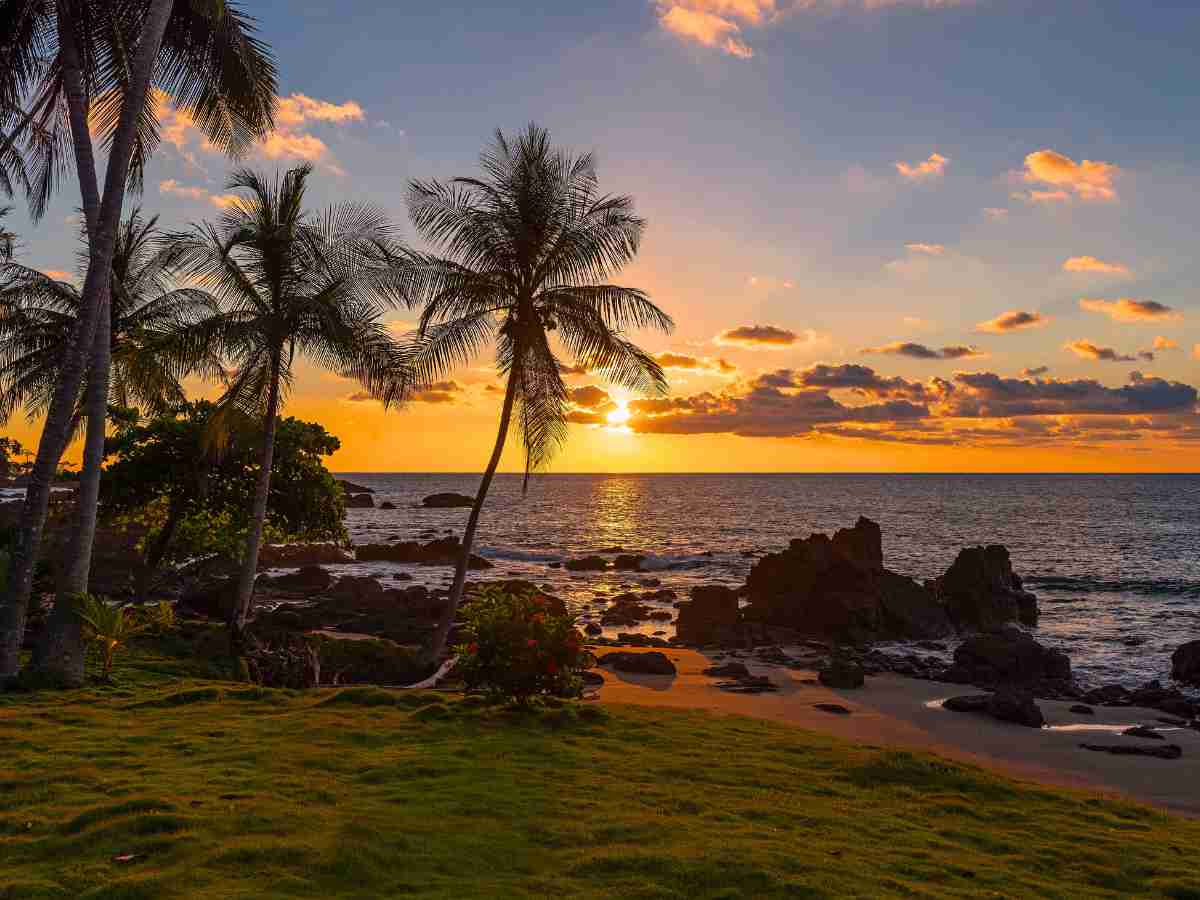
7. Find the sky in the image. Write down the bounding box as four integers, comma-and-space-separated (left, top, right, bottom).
4, 0, 1200, 472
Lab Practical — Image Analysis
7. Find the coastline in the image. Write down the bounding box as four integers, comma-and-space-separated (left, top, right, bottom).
596, 646, 1200, 817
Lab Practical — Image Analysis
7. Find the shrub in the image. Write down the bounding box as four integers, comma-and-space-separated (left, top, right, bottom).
454, 585, 592, 704
72, 594, 145, 679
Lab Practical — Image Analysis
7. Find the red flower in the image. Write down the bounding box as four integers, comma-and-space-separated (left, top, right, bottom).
544, 660, 558, 674
531, 612, 546, 624
527, 638, 538, 648
467, 643, 479, 655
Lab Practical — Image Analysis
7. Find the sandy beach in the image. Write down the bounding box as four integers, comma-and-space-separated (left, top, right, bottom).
597, 646, 1200, 817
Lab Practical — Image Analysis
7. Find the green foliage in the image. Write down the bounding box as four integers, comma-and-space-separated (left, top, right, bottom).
71, 595, 145, 680
0, 435, 29, 479
100, 402, 347, 564
454, 584, 592, 704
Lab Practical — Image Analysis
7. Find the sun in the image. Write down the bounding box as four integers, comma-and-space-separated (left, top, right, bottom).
606, 402, 631, 426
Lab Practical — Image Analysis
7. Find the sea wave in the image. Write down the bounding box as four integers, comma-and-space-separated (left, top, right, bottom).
480, 547, 564, 564
1025, 575, 1200, 598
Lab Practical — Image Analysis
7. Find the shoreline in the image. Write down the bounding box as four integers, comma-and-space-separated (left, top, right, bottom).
595, 646, 1200, 817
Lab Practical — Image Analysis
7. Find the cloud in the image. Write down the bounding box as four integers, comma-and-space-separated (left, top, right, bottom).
1079, 298, 1180, 323
1153, 336, 1178, 351
411, 381, 464, 403
1064, 340, 1148, 363
655, 3, 759, 58
557, 362, 591, 377
1063, 256, 1131, 276
275, 94, 364, 128
43, 269, 74, 281
655, 351, 739, 375
861, 341, 984, 360
976, 310, 1049, 334
763, 364, 931, 402
159, 179, 242, 209
983, 207, 1009, 221
715, 324, 810, 348
895, 152, 948, 180
939, 370, 1195, 417
905, 243, 946, 255
1019, 149, 1119, 202
566, 384, 618, 424
1021, 366, 1050, 377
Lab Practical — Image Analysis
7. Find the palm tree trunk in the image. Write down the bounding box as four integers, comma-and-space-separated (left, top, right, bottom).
28, 293, 112, 686
427, 367, 519, 664
0, 0, 174, 681
229, 354, 283, 649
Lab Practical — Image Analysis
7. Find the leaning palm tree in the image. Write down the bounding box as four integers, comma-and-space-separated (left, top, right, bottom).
165, 163, 413, 646
0, 0, 276, 683
0, 208, 220, 428
400, 124, 674, 663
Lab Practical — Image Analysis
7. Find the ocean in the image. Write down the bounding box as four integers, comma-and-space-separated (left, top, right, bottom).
331, 473, 1200, 690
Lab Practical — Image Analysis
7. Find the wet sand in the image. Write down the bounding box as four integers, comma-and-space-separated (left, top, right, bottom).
595, 646, 1200, 817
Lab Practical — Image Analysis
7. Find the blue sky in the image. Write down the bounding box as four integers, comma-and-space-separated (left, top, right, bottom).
5, 0, 1199, 470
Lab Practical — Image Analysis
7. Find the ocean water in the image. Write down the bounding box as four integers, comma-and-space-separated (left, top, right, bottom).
333, 473, 1200, 689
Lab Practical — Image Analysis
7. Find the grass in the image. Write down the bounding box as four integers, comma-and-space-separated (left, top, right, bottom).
2, 632, 1199, 899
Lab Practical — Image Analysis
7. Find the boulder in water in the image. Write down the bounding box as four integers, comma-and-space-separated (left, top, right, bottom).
257, 542, 354, 567
336, 479, 375, 495
1170, 641, 1200, 686
422, 492, 475, 508
934, 545, 1039, 630
344, 493, 374, 509
564, 555, 609, 572
354, 537, 492, 570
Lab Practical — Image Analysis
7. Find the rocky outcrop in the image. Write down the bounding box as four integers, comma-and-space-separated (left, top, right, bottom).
344, 493, 375, 509
934, 545, 1038, 629
336, 480, 375, 495
742, 517, 952, 643
564, 555, 609, 572
674, 585, 740, 645
258, 542, 354, 568
613, 554, 645, 571
947, 626, 1070, 685
597, 651, 677, 676
1171, 641, 1200, 686
354, 537, 492, 570
944, 689, 1045, 728
819, 658, 865, 689
259, 565, 335, 592
421, 492, 474, 508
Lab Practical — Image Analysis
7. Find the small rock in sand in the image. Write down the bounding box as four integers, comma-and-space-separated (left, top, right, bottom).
814, 703, 851, 715
703, 662, 751, 678
1123, 726, 1165, 741
1080, 743, 1182, 760
1069, 704, 1095, 715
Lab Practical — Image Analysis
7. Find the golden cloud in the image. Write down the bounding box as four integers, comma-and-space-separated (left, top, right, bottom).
1064, 339, 1149, 364
895, 152, 948, 180
862, 341, 984, 360
44, 269, 74, 281
1079, 298, 1179, 323
1063, 255, 1130, 276
905, 242, 945, 255
655, 351, 739, 375
657, 4, 755, 57
1020, 149, 1119, 202
159, 179, 243, 209
1153, 336, 1178, 351
976, 310, 1049, 334
715, 324, 811, 348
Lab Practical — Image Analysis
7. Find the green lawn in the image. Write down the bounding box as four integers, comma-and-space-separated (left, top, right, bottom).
2, 634, 1199, 899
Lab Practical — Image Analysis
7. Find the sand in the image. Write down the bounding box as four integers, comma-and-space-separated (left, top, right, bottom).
595, 646, 1200, 817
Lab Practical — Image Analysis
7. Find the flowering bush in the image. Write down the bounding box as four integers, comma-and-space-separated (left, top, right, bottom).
454, 585, 592, 703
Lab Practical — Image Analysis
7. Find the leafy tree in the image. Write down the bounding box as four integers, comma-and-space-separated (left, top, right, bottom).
0, 208, 220, 427
400, 124, 673, 663
0, 0, 277, 685
0, 436, 30, 480
101, 402, 347, 585
163, 164, 412, 645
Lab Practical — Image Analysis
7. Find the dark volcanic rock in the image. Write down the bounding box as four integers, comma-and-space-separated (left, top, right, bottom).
674, 585, 740, 645
1123, 726, 1165, 740
743, 517, 950, 643
944, 695, 992, 714
1080, 743, 1182, 760
813, 703, 851, 715
703, 662, 751, 678
259, 565, 334, 592
599, 595, 653, 627
934, 545, 1039, 629
584, 622, 603, 636
1070, 704, 1096, 715
819, 658, 866, 689
257, 542, 354, 567
344, 493, 375, 509
336, 480, 375, 495
1171, 641, 1200, 686
986, 687, 1045, 728
354, 537, 492, 570
564, 555, 609, 572
379, 501, 397, 510
952, 626, 1070, 685
422, 492, 475, 508
598, 651, 677, 676
613, 554, 645, 571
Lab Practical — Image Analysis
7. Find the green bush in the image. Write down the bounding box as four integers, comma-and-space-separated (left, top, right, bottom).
454, 585, 591, 704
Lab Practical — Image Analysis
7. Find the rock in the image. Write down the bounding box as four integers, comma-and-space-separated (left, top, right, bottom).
674, 585, 741, 645
818, 658, 865, 689
1170, 640, 1200, 686
934, 545, 1039, 630
944, 695, 992, 714
336, 480, 375, 495
421, 492, 475, 508
598, 651, 677, 676
1080, 743, 1182, 760
257, 542, 354, 567
952, 627, 1071, 685
344, 493, 375, 509
1070, 704, 1095, 715
379, 501, 397, 510
1083, 684, 1132, 707
259, 565, 334, 592
986, 687, 1045, 728
584, 623, 603, 636
813, 703, 851, 715
564, 555, 609, 572
581, 670, 604, 686
1129, 681, 1197, 719
742, 517, 950, 643
1158, 716, 1188, 728
1123, 726, 1165, 740
717, 675, 777, 693
703, 662, 751, 678
613, 554, 645, 571
599, 596, 653, 627
354, 537, 492, 570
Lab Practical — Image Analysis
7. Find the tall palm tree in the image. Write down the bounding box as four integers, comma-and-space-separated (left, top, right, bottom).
0, 206, 14, 261
400, 124, 674, 663
0, 0, 276, 682
165, 163, 413, 646
0, 208, 219, 427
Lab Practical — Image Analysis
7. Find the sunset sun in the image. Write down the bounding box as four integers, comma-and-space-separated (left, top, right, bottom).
606, 402, 631, 427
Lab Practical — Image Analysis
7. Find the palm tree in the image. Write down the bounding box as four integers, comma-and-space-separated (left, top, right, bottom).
0, 207, 14, 261
0, 0, 276, 682
400, 124, 674, 664
164, 163, 413, 646
0, 208, 220, 427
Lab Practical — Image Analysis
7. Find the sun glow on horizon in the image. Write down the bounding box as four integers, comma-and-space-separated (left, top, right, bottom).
606, 401, 631, 427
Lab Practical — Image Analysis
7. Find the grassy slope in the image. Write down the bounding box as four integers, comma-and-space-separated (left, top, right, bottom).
2, 635, 1199, 900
